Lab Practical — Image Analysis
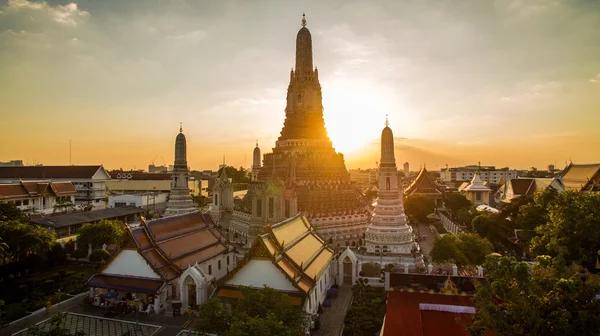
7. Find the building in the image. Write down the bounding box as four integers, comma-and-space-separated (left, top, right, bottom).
403, 162, 409, 175
148, 164, 169, 173
214, 15, 369, 248
349, 169, 378, 190
459, 172, 492, 206
495, 177, 564, 203
0, 165, 110, 209
163, 125, 197, 217
86, 211, 236, 312
216, 214, 334, 315
30, 206, 143, 238
0, 180, 77, 215
364, 119, 419, 258
440, 165, 518, 186
405, 167, 444, 207
559, 163, 600, 192
0, 160, 24, 167
251, 142, 261, 182
108, 192, 169, 215
106, 173, 206, 197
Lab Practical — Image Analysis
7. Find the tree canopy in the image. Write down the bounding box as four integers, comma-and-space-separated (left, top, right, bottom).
0, 220, 56, 263
469, 255, 600, 336
444, 193, 472, 216
404, 194, 435, 222
430, 233, 493, 267
0, 202, 28, 222
76, 220, 126, 250
531, 191, 600, 268
217, 166, 251, 184
193, 286, 308, 336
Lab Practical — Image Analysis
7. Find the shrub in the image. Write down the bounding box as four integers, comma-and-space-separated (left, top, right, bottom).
50, 273, 61, 283
48, 244, 67, 265
18, 284, 29, 298
89, 249, 110, 263
43, 279, 55, 294
71, 249, 87, 260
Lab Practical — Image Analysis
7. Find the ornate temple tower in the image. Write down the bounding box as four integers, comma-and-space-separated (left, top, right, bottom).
364, 117, 418, 255
164, 124, 196, 217
210, 168, 234, 223
251, 141, 261, 182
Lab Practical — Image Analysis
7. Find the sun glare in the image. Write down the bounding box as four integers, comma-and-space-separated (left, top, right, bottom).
323, 80, 397, 155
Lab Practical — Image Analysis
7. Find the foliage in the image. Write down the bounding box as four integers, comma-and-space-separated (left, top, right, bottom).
515, 187, 559, 231
360, 263, 381, 277
343, 278, 387, 336
471, 214, 514, 252
48, 244, 67, 265
193, 286, 308, 336
0, 202, 28, 222
469, 255, 600, 336
192, 195, 209, 208
217, 166, 251, 184
431, 233, 493, 267
76, 220, 125, 250
0, 221, 56, 263
456, 207, 476, 226
70, 249, 88, 260
25, 312, 85, 336
531, 191, 600, 269
498, 193, 533, 222
404, 194, 435, 222
88, 249, 110, 263
444, 193, 472, 216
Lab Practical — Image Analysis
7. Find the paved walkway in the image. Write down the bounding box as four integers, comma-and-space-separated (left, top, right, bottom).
313, 286, 352, 336
415, 222, 436, 260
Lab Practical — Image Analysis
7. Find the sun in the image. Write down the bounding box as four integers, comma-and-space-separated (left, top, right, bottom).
322, 79, 395, 155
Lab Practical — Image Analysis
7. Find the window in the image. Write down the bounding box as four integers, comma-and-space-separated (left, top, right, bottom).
268, 197, 274, 218
284, 200, 290, 218
476, 193, 482, 201
22, 199, 29, 206
227, 255, 230, 266
218, 260, 221, 270
215, 194, 219, 206
208, 264, 212, 275
115, 202, 127, 207
15, 200, 22, 206
256, 199, 262, 217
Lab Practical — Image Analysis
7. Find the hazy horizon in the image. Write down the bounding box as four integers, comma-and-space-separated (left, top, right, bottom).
2, 0, 599, 172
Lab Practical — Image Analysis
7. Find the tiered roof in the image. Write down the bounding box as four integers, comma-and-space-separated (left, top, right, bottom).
405, 168, 443, 198
87, 211, 228, 294
560, 163, 600, 192
461, 173, 491, 192
218, 214, 333, 302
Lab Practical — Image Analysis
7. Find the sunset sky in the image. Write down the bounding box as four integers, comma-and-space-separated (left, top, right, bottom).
1, 0, 599, 171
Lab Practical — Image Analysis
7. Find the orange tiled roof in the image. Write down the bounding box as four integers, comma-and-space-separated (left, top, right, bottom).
405, 167, 443, 197
129, 211, 229, 281
0, 181, 76, 200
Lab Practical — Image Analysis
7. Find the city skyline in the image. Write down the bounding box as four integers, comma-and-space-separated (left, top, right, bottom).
1, 0, 599, 171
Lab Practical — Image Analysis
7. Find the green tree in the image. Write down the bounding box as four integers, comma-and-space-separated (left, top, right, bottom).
531, 191, 600, 268
76, 220, 125, 250
344, 280, 387, 336
444, 193, 471, 216
88, 249, 110, 263
193, 286, 308, 336
0, 221, 55, 263
469, 255, 600, 336
217, 166, 251, 184
515, 187, 559, 231
471, 214, 513, 252
0, 202, 27, 222
431, 233, 493, 267
404, 194, 435, 222
192, 195, 209, 208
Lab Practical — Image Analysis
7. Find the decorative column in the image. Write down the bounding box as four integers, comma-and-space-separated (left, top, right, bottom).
87, 244, 92, 257
477, 265, 484, 277
428, 263, 433, 274
404, 263, 409, 274
452, 264, 458, 276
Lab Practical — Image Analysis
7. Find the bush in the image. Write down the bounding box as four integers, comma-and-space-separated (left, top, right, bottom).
50, 273, 61, 283
89, 249, 110, 263
43, 279, 55, 294
71, 249, 87, 260
361, 263, 381, 277
48, 244, 67, 265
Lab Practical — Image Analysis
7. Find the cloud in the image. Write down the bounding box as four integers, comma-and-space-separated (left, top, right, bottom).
166, 30, 207, 43
6, 0, 90, 27
590, 73, 600, 83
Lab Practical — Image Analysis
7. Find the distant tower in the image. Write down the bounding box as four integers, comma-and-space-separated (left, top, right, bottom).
403, 162, 409, 175
252, 141, 261, 182
364, 116, 419, 256
210, 167, 234, 225
163, 124, 196, 217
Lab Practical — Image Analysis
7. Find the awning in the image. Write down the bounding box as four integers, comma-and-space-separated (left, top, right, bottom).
87, 274, 166, 295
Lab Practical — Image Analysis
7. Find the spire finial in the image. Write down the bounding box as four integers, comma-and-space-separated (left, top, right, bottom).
385, 114, 389, 127
179, 122, 182, 133
301, 13, 306, 27
256, 139, 258, 147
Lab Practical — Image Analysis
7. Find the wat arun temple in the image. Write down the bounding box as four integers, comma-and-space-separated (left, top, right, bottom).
211, 15, 421, 266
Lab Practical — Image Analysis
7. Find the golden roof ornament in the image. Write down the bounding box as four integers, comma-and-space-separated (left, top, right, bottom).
301, 13, 306, 27
385, 114, 389, 127
180, 122, 183, 133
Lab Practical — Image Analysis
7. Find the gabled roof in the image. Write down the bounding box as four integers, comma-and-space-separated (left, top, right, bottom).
405, 168, 443, 197
560, 163, 600, 192
0, 165, 108, 179
31, 206, 143, 228
0, 181, 77, 200
222, 214, 333, 295
461, 173, 491, 192
495, 177, 564, 203
128, 211, 229, 281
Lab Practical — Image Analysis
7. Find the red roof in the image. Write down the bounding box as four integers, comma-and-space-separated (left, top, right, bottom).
0, 165, 104, 179
383, 292, 493, 336
405, 168, 443, 197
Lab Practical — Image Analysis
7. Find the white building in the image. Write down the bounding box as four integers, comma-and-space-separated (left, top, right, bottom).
0, 180, 77, 215
460, 172, 492, 206
0, 165, 110, 210
87, 211, 236, 312
349, 169, 378, 190
108, 192, 169, 214
440, 165, 518, 186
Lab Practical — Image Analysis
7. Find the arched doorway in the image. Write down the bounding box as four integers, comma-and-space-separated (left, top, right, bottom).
185, 276, 197, 309
343, 256, 353, 285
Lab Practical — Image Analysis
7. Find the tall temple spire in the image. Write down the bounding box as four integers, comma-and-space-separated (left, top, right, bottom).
381, 116, 396, 165
174, 124, 187, 169
295, 13, 313, 76
164, 125, 196, 217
